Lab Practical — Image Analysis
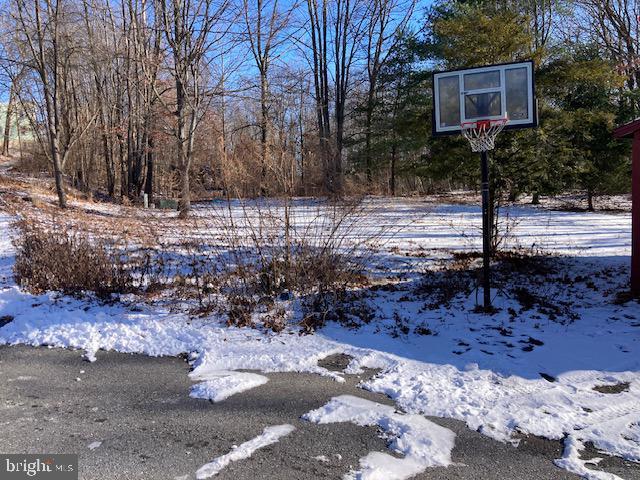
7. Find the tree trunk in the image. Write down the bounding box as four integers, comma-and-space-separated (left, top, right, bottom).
389, 142, 397, 196
98, 107, 115, 197
118, 134, 127, 198
365, 99, 373, 184
587, 189, 594, 211
178, 162, 190, 217
144, 134, 154, 205
1, 84, 16, 156
50, 127, 67, 208
298, 83, 305, 196
175, 72, 191, 217
260, 72, 269, 195
333, 121, 344, 195
103, 134, 115, 197
532, 191, 540, 205
45, 40, 67, 207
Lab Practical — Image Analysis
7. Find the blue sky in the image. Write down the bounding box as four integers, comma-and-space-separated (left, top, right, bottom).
0, 0, 436, 104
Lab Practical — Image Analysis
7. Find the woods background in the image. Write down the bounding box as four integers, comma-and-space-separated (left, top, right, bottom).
0, 0, 636, 216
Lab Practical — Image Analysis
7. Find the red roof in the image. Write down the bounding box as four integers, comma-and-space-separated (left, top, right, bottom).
614, 118, 640, 139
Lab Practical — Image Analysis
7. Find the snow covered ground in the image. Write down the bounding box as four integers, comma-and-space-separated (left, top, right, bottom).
0, 199, 638, 480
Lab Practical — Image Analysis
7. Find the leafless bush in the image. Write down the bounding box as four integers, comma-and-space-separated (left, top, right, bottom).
8, 195, 180, 301
189, 196, 389, 331
13, 219, 140, 298
10, 193, 395, 333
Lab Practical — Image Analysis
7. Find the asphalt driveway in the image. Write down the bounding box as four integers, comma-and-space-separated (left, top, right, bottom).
0, 345, 637, 480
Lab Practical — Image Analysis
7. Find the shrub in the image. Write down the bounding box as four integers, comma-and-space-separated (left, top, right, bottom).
11, 197, 390, 333
189, 197, 385, 331
13, 219, 138, 298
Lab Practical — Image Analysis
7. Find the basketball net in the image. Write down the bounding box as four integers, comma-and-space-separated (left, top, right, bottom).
461, 117, 508, 152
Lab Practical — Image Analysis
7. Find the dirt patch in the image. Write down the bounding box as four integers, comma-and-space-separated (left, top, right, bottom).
592, 382, 630, 394
318, 353, 354, 372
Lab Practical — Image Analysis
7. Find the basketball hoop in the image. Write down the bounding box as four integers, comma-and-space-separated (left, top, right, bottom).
433, 61, 537, 310
461, 117, 509, 152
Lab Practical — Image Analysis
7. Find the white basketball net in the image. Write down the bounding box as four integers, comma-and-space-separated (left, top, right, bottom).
461, 118, 508, 152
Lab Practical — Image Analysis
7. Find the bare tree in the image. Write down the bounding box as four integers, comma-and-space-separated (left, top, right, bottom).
12, 0, 96, 207
0, 0, 467, 201
1, 67, 26, 156
306, 0, 332, 192
158, 0, 230, 217
578, 0, 640, 112
332, 0, 368, 194
306, 0, 368, 194
83, 0, 117, 196
363, 0, 415, 184
242, 0, 298, 195
526, 0, 555, 52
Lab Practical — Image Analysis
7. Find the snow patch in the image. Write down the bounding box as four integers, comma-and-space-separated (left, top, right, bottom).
195, 424, 295, 479
83, 351, 97, 363
189, 370, 269, 402
303, 395, 455, 480
359, 359, 640, 463
555, 435, 624, 480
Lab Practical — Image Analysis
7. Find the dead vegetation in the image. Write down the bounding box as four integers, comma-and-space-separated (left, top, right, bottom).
592, 382, 630, 394
413, 248, 621, 322
9, 194, 385, 332
13, 219, 143, 298
179, 198, 382, 332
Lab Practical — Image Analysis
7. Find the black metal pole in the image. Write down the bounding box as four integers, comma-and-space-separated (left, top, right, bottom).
480, 150, 491, 309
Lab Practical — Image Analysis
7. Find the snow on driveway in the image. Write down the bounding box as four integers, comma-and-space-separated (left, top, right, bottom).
195, 424, 295, 479
0, 203, 639, 480
189, 370, 269, 403
303, 395, 456, 480
556, 435, 625, 480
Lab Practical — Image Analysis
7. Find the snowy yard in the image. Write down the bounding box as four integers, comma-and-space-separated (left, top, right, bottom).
0, 196, 638, 480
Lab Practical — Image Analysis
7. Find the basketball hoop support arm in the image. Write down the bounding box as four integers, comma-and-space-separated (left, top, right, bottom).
461, 119, 506, 310
480, 150, 492, 309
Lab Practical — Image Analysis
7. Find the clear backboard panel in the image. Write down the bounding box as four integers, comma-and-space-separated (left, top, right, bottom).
464, 92, 502, 119
437, 76, 461, 127
432, 60, 537, 136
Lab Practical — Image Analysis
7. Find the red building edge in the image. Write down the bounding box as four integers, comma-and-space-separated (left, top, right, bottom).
614, 119, 640, 295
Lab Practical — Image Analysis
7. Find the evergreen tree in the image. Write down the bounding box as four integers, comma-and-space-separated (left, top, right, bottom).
423, 0, 630, 209
539, 43, 630, 209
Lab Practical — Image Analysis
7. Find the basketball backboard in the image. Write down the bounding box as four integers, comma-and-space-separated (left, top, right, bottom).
432, 60, 537, 136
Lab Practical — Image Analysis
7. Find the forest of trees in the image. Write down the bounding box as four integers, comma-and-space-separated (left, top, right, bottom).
0, 0, 636, 216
